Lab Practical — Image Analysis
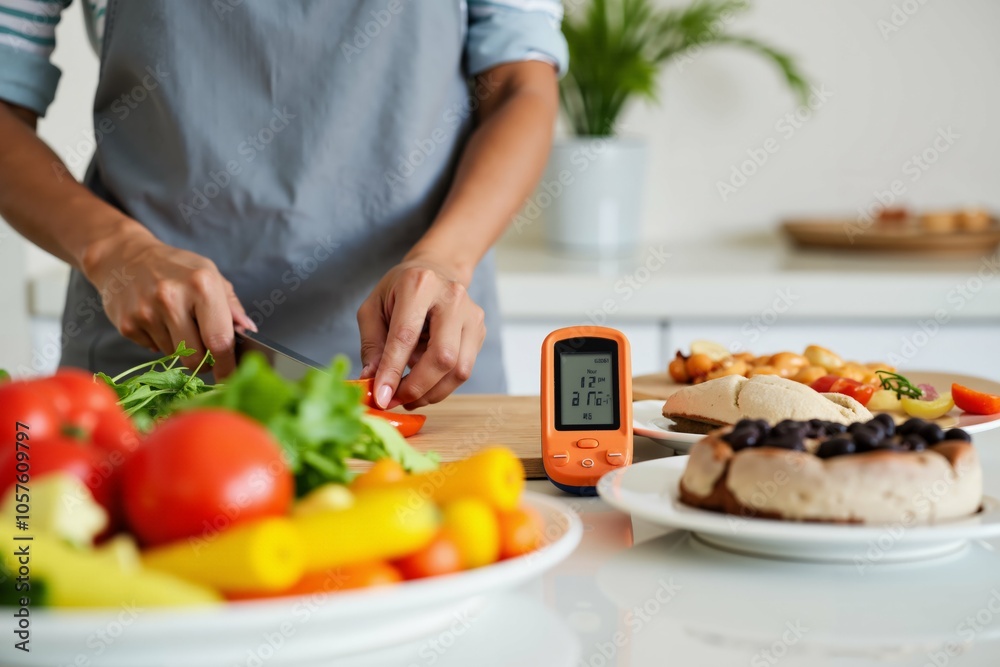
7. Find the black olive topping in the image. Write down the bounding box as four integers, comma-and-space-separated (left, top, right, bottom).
722, 417, 971, 456
944, 428, 972, 442
816, 437, 855, 458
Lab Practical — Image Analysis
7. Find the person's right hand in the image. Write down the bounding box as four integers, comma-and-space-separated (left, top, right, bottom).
82, 227, 255, 377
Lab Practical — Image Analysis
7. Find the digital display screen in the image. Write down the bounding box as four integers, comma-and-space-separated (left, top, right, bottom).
559, 353, 615, 426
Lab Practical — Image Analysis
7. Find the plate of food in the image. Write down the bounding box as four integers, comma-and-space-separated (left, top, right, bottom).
633, 342, 1000, 448
600, 416, 1000, 563
0, 352, 582, 667
5, 490, 581, 667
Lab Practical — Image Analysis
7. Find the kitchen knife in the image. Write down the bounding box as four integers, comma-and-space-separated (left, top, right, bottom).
234, 329, 326, 381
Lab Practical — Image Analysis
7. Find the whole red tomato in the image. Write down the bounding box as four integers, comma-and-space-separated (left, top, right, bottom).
89, 408, 141, 461
121, 409, 293, 547
0, 435, 111, 511
40, 368, 120, 434
0, 380, 62, 447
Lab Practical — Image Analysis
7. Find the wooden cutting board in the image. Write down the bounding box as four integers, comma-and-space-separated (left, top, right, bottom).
407, 395, 545, 479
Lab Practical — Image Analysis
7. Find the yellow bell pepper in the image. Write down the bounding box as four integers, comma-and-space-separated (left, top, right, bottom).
291, 488, 438, 572
442, 498, 500, 569
142, 517, 304, 594
354, 447, 525, 511
1, 535, 220, 608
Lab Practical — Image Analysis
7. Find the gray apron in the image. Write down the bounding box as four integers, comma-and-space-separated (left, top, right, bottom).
60, 0, 506, 393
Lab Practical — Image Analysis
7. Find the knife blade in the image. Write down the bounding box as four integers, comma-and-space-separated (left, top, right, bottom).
234, 330, 326, 381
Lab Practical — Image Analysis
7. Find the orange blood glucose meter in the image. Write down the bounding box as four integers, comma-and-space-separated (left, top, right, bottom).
541, 326, 632, 494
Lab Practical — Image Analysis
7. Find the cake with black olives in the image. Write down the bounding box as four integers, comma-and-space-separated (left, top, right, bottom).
678, 415, 982, 524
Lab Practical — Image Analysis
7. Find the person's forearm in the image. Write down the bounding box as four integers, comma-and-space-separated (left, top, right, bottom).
405, 61, 559, 284
0, 101, 156, 279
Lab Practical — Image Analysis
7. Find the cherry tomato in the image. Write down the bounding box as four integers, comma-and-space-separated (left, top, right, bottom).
809, 375, 839, 393
366, 408, 426, 438
225, 561, 402, 601
393, 534, 463, 580
952, 383, 1000, 415
41, 368, 120, 434
828, 377, 875, 406
0, 436, 112, 512
0, 380, 62, 446
347, 379, 377, 408
121, 409, 293, 547
350, 458, 407, 492
497, 507, 543, 559
810, 375, 874, 406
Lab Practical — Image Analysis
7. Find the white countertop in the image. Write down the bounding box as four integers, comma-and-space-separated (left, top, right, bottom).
337, 429, 1000, 667
27, 233, 1000, 322
495, 232, 1000, 320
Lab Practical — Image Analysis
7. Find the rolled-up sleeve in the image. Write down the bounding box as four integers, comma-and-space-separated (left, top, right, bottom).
0, 0, 72, 117
465, 0, 569, 77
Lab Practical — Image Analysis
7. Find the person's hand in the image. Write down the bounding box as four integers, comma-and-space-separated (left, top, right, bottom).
357, 258, 486, 410
82, 226, 255, 377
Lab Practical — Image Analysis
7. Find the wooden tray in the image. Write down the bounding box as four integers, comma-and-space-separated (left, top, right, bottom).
402, 395, 545, 479
782, 219, 1000, 255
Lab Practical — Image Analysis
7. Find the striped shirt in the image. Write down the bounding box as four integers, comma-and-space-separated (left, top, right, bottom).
0, 0, 567, 117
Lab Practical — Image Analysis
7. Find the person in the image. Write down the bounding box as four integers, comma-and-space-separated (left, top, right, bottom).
0, 0, 566, 409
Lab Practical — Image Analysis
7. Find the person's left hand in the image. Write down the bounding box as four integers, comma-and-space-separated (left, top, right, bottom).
357, 258, 486, 410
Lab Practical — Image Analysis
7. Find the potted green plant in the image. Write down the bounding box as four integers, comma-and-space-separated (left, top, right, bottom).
543, 0, 809, 256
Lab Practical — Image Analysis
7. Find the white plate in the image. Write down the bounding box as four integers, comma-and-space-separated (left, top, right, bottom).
597, 457, 1000, 563
632, 370, 1000, 449
632, 399, 702, 451
11, 493, 582, 667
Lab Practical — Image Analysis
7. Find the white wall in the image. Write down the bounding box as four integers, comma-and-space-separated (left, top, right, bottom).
622, 0, 1000, 243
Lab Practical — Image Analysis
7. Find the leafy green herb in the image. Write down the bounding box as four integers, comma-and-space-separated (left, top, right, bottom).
560, 0, 810, 136
0, 369, 9, 383
97, 342, 216, 431
188, 352, 439, 495
875, 370, 923, 400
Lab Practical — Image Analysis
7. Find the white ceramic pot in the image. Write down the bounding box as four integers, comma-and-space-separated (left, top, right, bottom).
539, 137, 647, 257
